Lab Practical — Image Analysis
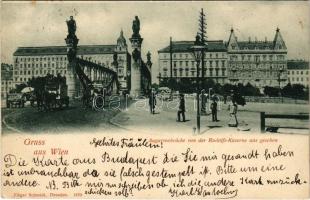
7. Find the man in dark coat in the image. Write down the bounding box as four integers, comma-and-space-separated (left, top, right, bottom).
177, 94, 186, 122
211, 99, 218, 122
149, 90, 156, 114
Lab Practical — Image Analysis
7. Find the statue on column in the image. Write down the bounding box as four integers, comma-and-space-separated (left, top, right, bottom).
132, 16, 140, 38
66, 16, 76, 37
65, 16, 78, 62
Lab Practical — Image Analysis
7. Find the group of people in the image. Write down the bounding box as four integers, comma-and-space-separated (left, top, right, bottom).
148, 90, 239, 127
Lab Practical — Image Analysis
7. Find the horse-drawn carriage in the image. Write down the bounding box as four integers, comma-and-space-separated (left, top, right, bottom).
30, 74, 69, 111
6, 93, 26, 108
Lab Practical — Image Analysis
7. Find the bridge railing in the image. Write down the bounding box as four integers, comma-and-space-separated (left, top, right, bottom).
260, 112, 309, 133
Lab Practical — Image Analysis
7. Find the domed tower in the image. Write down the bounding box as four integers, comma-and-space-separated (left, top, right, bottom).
115, 29, 127, 53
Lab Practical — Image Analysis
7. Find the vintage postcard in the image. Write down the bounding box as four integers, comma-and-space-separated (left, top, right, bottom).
1, 1, 309, 198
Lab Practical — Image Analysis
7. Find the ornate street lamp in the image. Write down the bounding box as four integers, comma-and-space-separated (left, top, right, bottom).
5, 66, 11, 107
190, 34, 207, 134
278, 69, 284, 103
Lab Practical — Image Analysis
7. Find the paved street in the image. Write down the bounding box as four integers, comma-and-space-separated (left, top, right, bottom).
2, 96, 308, 135
1, 99, 129, 134
111, 97, 309, 135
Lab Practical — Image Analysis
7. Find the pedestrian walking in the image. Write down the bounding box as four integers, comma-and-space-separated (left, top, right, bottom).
201, 89, 207, 115
211, 99, 218, 122
228, 100, 238, 127
177, 94, 186, 122
149, 89, 156, 114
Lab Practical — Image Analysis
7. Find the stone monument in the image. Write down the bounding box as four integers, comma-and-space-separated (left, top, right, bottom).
129, 16, 143, 97
65, 16, 79, 98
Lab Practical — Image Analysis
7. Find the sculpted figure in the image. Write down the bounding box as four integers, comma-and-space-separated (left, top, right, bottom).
132, 16, 140, 37
66, 16, 76, 36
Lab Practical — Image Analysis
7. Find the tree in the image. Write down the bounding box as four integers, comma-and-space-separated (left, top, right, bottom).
222, 83, 236, 96
151, 83, 159, 90
243, 83, 261, 96
292, 84, 305, 99
264, 86, 279, 97
281, 83, 293, 97
202, 79, 215, 91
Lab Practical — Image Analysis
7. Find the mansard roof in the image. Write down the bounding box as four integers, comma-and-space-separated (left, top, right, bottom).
287, 60, 309, 70
237, 41, 275, 50
13, 45, 117, 56
158, 40, 227, 53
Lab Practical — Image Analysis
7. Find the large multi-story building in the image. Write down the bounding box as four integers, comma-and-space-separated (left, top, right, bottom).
226, 28, 288, 88
287, 60, 309, 87
1, 63, 13, 98
158, 40, 228, 84
12, 30, 131, 93
158, 28, 288, 89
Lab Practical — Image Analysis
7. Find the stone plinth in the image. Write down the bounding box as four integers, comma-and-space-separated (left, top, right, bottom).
130, 60, 142, 97
66, 59, 77, 98
129, 37, 143, 98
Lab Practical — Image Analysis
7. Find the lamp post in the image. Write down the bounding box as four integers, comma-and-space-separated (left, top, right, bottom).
190, 34, 207, 134
5, 66, 10, 107
208, 87, 212, 111
278, 69, 284, 103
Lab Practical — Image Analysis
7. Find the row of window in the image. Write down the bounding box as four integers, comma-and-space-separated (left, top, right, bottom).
16, 56, 67, 62
163, 53, 226, 59
1, 87, 13, 92
18, 62, 67, 69
162, 69, 226, 77
288, 70, 309, 75
15, 69, 67, 79
1, 81, 12, 85
230, 64, 285, 70
15, 55, 123, 66
230, 54, 285, 61
229, 71, 285, 77
289, 77, 309, 82
15, 69, 67, 76
163, 60, 227, 68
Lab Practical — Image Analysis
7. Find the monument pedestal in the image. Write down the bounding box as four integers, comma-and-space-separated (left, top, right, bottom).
67, 60, 77, 99
129, 36, 143, 98
130, 60, 141, 97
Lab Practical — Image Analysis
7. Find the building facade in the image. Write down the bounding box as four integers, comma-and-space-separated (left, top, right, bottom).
1, 63, 13, 98
287, 60, 309, 87
158, 40, 228, 85
12, 31, 131, 93
226, 28, 288, 88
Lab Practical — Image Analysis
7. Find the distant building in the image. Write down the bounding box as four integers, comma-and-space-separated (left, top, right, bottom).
12, 30, 131, 92
158, 40, 228, 85
1, 63, 13, 98
226, 28, 288, 88
287, 60, 309, 87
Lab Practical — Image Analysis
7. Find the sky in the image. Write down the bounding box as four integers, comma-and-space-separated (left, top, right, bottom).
1, 1, 310, 82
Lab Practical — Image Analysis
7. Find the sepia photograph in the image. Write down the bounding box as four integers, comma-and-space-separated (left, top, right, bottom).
1, 1, 310, 199
1, 1, 309, 135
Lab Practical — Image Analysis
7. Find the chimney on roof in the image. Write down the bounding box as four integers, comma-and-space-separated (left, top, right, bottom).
265, 37, 267, 43
248, 37, 251, 43
255, 37, 257, 42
